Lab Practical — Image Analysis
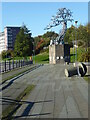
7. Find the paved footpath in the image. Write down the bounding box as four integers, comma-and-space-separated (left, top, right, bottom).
1, 64, 36, 83
1, 64, 88, 119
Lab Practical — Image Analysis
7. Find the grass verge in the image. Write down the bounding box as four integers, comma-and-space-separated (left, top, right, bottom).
2, 65, 36, 83
34, 52, 49, 64
83, 76, 90, 82
2, 84, 35, 120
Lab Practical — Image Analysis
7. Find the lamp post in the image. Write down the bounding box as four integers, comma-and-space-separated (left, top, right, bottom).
72, 33, 74, 63
75, 21, 78, 63
32, 40, 35, 64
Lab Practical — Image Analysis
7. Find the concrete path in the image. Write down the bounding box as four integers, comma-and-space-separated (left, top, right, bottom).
1, 64, 88, 119
1, 64, 37, 83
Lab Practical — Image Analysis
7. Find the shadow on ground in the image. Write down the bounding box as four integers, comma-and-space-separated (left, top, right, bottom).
1, 97, 52, 120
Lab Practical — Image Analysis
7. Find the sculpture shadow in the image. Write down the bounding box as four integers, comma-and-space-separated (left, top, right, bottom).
1, 79, 15, 91
1, 97, 52, 120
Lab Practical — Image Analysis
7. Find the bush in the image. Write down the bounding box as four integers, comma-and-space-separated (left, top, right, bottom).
78, 40, 85, 47
78, 48, 90, 62
1, 50, 14, 59
1, 50, 7, 59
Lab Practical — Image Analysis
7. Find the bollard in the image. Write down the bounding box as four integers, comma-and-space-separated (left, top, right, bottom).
65, 62, 87, 77
19, 60, 20, 67
16, 60, 17, 68
4, 60, 6, 72
23, 60, 24, 66
12, 60, 14, 69
9, 60, 11, 70
21, 60, 22, 67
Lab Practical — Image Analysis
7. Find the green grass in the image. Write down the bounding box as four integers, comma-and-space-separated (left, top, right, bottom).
34, 52, 49, 64
35, 47, 86, 64
83, 76, 90, 82
2, 56, 26, 61
2, 84, 35, 119
35, 47, 87, 64
2, 52, 49, 64
70, 47, 86, 63
1, 47, 87, 63
34, 47, 87, 64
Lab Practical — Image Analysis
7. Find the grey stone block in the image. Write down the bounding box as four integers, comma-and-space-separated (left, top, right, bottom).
49, 44, 70, 64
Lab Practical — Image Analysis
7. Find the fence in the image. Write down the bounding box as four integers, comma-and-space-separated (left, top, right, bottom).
0, 60, 33, 73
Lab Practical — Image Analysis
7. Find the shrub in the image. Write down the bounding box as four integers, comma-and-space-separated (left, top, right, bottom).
78, 48, 90, 62
1, 50, 14, 59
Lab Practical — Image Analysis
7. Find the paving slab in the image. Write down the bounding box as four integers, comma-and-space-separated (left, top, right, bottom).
1, 64, 88, 119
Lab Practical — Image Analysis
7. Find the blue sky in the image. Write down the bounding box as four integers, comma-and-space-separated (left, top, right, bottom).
1, 2, 88, 37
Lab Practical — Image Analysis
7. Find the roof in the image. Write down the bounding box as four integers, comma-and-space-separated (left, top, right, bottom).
4, 26, 21, 29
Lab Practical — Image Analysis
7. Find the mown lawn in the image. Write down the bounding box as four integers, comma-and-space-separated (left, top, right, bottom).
1, 47, 87, 64
34, 52, 49, 64
32, 47, 87, 64
34, 47, 86, 64
1, 52, 49, 64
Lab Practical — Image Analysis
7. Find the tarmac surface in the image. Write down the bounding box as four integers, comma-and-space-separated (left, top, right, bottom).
1, 64, 88, 119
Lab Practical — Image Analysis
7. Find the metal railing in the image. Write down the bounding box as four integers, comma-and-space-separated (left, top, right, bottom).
0, 60, 33, 73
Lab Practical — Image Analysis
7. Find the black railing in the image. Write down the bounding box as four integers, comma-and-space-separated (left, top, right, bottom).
0, 60, 33, 73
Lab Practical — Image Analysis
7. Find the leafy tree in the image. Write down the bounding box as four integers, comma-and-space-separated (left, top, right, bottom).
1, 50, 7, 59
64, 24, 90, 48
78, 40, 85, 47
34, 31, 58, 54
34, 24, 90, 56
14, 25, 33, 58
1, 50, 14, 59
77, 24, 88, 47
78, 48, 90, 62
64, 25, 75, 45
86, 23, 90, 47
42, 31, 58, 38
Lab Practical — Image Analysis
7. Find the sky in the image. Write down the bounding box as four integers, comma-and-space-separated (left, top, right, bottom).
1, 2, 88, 37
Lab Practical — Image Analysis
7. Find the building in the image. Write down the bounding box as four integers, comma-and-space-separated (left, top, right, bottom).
4, 27, 20, 50
0, 32, 5, 53
0, 26, 20, 54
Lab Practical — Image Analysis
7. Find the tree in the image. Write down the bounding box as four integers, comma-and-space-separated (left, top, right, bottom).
42, 31, 58, 38
64, 25, 75, 46
64, 24, 89, 48
14, 25, 33, 58
34, 31, 58, 54
1, 50, 7, 59
1, 50, 14, 59
77, 24, 88, 47
78, 48, 90, 62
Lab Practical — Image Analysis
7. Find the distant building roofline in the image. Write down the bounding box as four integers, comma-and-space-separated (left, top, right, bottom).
4, 26, 21, 29
0, 31, 4, 35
